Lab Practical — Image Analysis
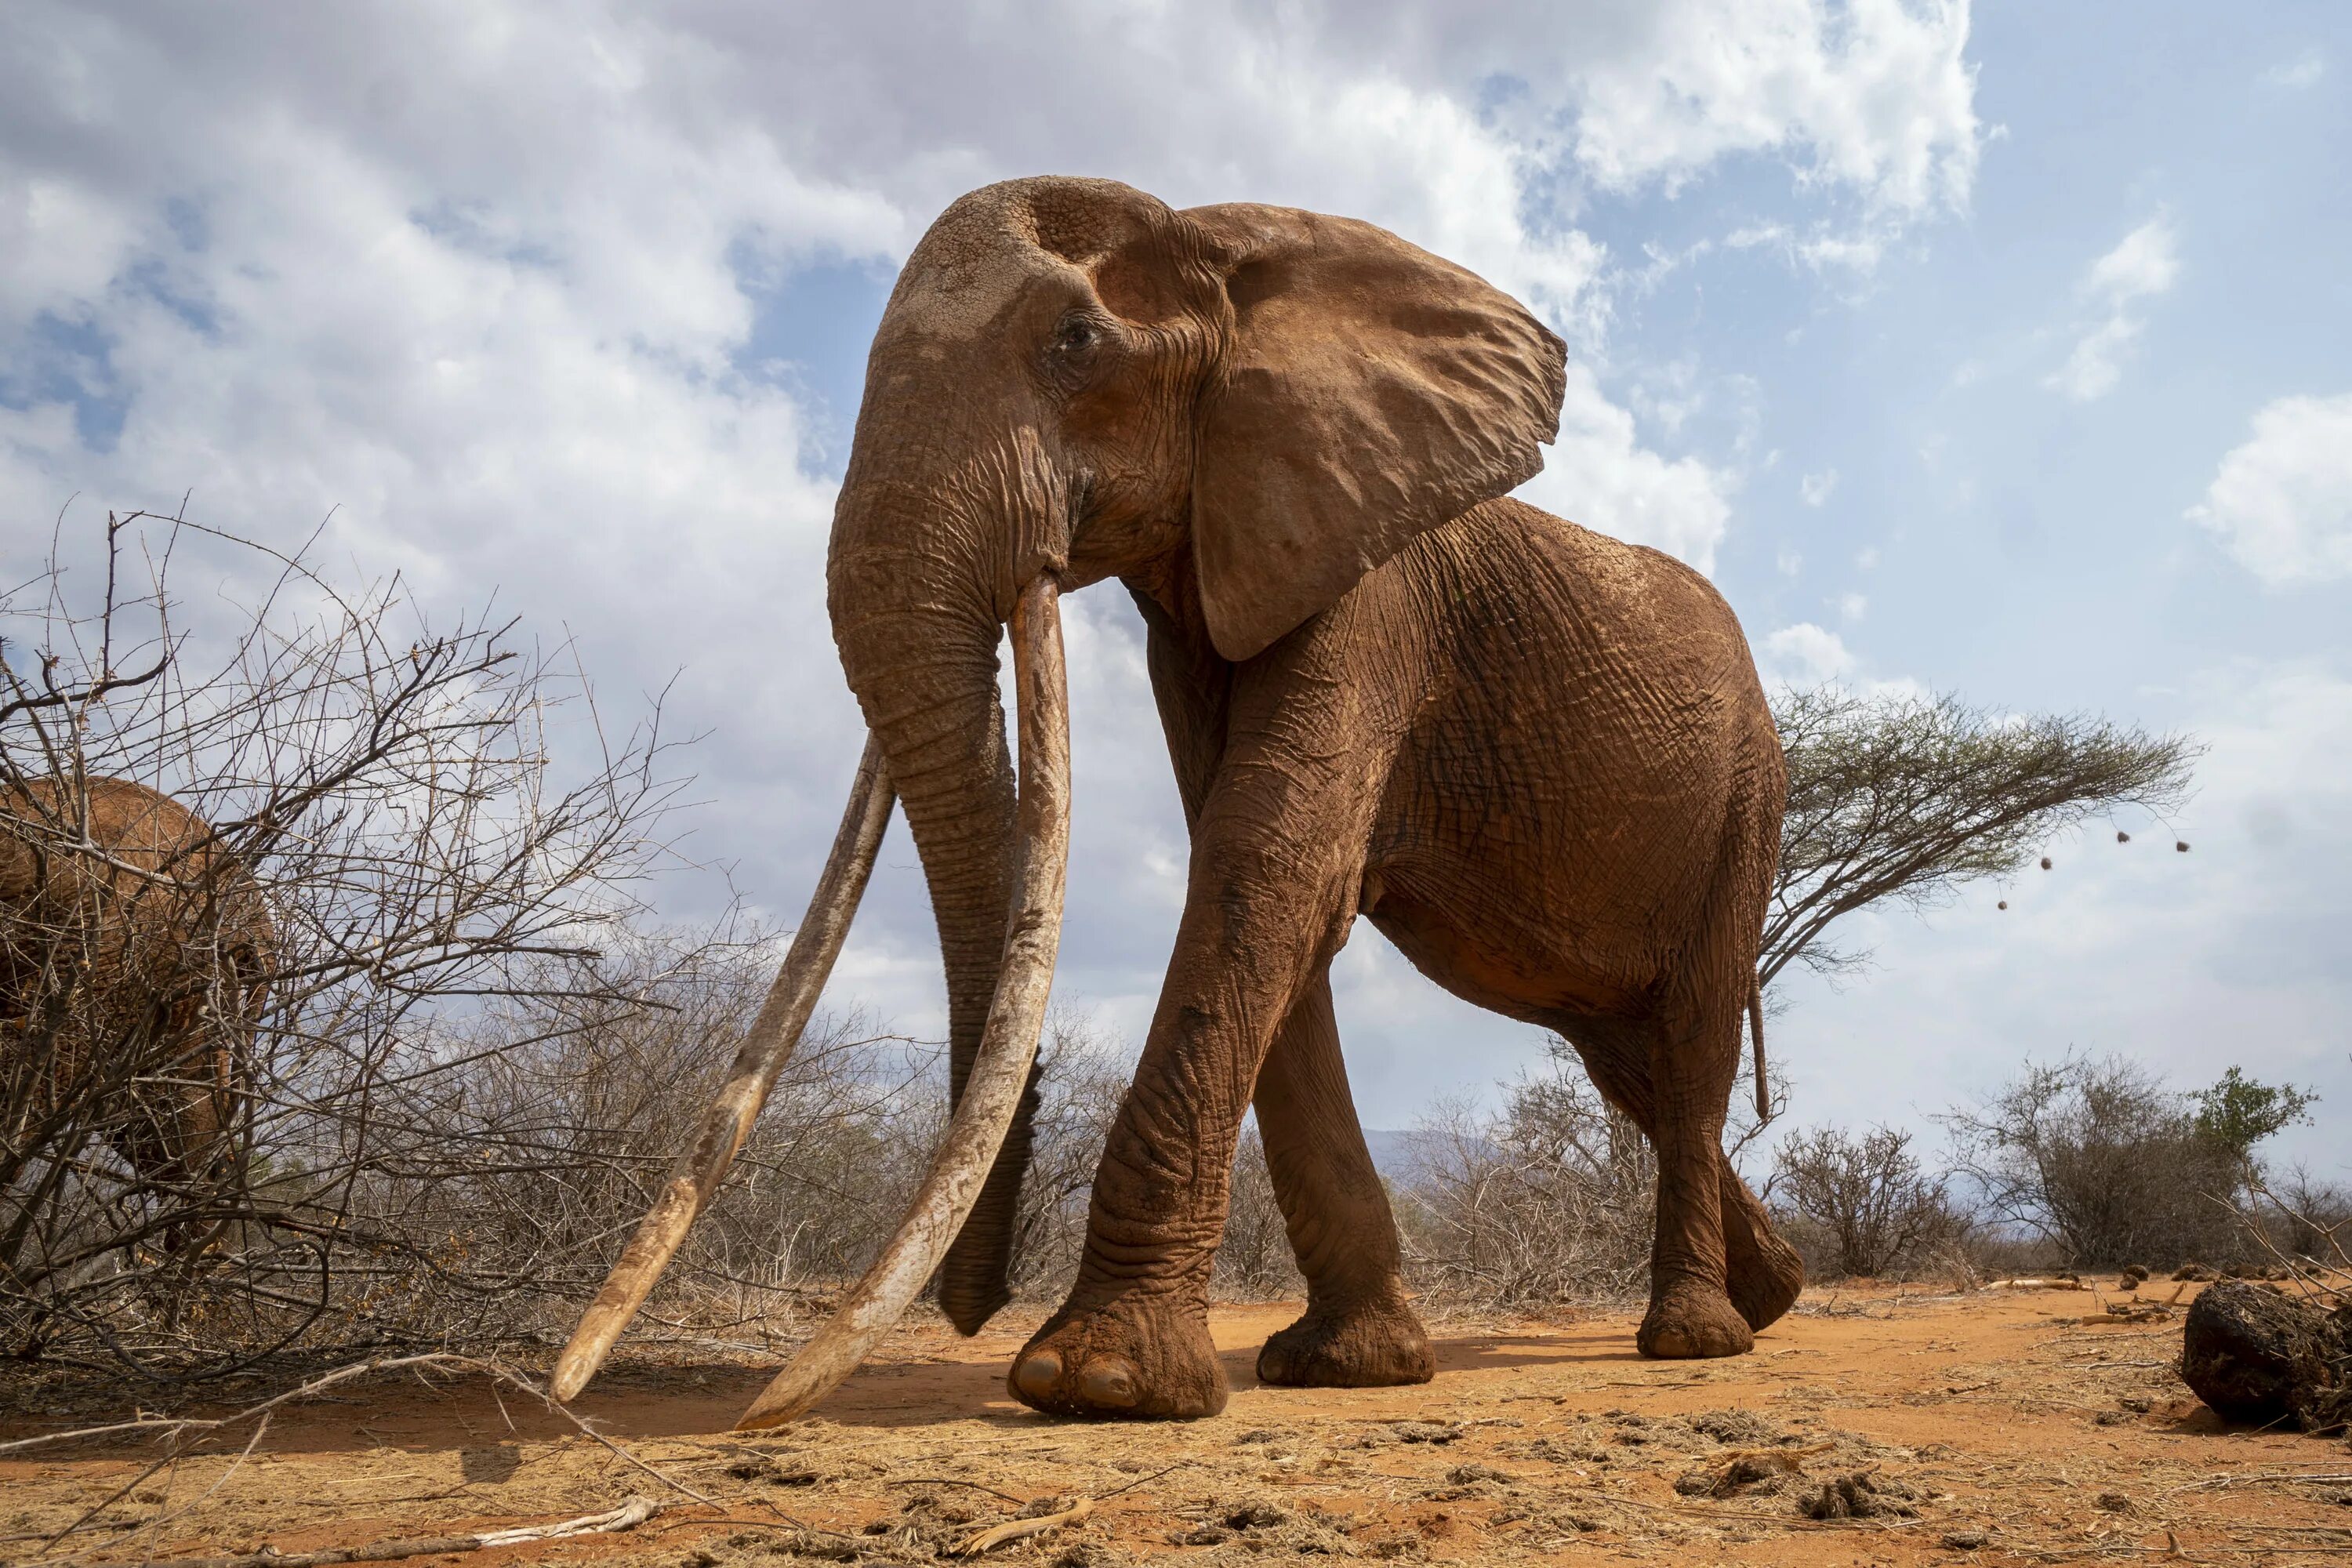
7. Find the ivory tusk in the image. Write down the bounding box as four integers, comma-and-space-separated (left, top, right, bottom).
550, 736, 894, 1404
735, 575, 1069, 1430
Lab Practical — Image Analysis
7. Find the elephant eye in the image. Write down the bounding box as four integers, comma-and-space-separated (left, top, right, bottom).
1053, 318, 1098, 354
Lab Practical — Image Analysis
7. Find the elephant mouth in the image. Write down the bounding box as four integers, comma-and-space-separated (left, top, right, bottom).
549, 573, 1072, 1428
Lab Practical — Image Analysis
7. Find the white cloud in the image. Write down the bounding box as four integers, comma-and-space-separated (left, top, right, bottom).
1761, 622, 1857, 684
0, 0, 1984, 1066
1564, 0, 1980, 216
2045, 212, 2180, 403
1778, 546, 1805, 577
2086, 216, 2183, 301
2186, 393, 2352, 586
1855, 546, 1880, 570
1836, 591, 1867, 621
2263, 50, 2325, 89
1515, 365, 1736, 571
2047, 314, 2143, 403
1799, 467, 1839, 506
1759, 621, 1929, 702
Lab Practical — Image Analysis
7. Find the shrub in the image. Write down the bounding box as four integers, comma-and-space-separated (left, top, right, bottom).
1770, 1124, 1966, 1279
1942, 1054, 2312, 1270
1395, 1039, 1658, 1306
1214, 1127, 1305, 1299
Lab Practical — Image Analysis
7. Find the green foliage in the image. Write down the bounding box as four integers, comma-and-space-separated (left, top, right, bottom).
2191, 1066, 2316, 1163
1942, 1053, 2292, 1269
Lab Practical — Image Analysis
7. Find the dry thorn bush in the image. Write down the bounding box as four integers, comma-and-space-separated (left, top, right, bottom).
0, 510, 952, 1380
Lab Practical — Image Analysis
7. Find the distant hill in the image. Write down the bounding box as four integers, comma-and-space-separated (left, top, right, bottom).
1360, 1127, 1513, 1185
1362, 1127, 1422, 1181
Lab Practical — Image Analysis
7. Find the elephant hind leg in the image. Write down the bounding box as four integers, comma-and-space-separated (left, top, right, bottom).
1251, 969, 1433, 1388
1629, 978, 1751, 1359
1719, 1160, 1802, 1330
1559, 1014, 1802, 1341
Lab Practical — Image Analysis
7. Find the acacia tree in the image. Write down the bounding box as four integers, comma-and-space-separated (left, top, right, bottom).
1764, 688, 2199, 989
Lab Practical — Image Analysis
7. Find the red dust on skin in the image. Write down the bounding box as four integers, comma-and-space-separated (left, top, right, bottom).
823, 177, 1796, 1421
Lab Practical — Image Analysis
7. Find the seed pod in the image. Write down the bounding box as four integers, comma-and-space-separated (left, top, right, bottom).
2116, 830, 2130, 843
2176, 840, 2190, 852
2040, 856, 2053, 871
1997, 900, 2008, 911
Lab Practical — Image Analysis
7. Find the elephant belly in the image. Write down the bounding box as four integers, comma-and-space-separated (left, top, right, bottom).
1356, 503, 1755, 1024
1363, 888, 1639, 1022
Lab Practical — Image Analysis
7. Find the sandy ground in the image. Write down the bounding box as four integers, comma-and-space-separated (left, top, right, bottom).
4, 1283, 2350, 1566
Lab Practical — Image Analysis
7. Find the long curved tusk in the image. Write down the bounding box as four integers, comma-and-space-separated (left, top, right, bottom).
735, 575, 1069, 1430
550, 735, 894, 1405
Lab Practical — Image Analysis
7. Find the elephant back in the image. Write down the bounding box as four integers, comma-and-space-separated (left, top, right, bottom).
0, 775, 274, 1134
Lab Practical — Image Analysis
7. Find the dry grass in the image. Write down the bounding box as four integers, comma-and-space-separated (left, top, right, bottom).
5, 1284, 2350, 1566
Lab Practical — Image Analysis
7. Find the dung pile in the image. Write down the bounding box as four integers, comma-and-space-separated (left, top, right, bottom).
2181, 1280, 2352, 1434
1798, 1471, 1922, 1520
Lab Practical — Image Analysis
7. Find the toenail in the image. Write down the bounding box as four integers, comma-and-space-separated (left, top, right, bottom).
1013, 1352, 1062, 1401
1079, 1358, 1138, 1408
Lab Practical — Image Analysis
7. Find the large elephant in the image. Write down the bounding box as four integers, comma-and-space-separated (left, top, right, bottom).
559, 175, 1800, 1425
2, 776, 273, 1243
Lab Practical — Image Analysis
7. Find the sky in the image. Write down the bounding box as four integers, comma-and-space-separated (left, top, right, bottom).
4, 2, 2347, 1175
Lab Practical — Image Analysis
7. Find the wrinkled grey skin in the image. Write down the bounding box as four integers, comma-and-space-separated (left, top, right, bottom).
827, 176, 1800, 1419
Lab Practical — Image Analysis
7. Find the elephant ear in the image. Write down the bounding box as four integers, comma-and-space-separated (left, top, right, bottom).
1181, 203, 1567, 662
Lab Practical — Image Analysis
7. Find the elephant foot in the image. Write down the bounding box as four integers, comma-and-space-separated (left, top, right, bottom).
1258, 1294, 1435, 1388
1723, 1213, 1806, 1331
1009, 1290, 1226, 1420
1636, 1279, 1755, 1359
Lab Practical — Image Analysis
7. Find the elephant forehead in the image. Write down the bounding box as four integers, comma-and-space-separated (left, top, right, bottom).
885, 237, 1064, 342
889, 177, 1157, 339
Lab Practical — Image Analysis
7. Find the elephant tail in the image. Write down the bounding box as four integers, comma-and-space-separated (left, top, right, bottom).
1748, 978, 1769, 1123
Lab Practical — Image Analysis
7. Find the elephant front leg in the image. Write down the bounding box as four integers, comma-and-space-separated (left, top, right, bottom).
1008, 1002, 1251, 1418
1252, 971, 1433, 1388
1011, 772, 1371, 1418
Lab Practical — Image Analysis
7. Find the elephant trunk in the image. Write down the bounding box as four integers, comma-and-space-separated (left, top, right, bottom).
829, 477, 1045, 1335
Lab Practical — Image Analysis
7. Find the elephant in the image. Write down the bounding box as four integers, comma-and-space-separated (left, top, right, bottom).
2, 775, 273, 1247
557, 175, 1801, 1425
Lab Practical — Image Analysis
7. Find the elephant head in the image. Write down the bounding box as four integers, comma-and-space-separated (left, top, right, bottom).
554, 176, 1565, 1423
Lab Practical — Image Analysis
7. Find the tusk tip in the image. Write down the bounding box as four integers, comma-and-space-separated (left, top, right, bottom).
548, 1360, 591, 1404
733, 1392, 809, 1432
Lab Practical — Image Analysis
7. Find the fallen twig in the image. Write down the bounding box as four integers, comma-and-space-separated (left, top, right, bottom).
0, 1352, 716, 1512
1093, 1460, 1192, 1501
2170, 1473, 2352, 1494
67, 1495, 662, 1568
40, 1452, 178, 1556
111, 1415, 273, 1555
956, 1497, 1094, 1556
